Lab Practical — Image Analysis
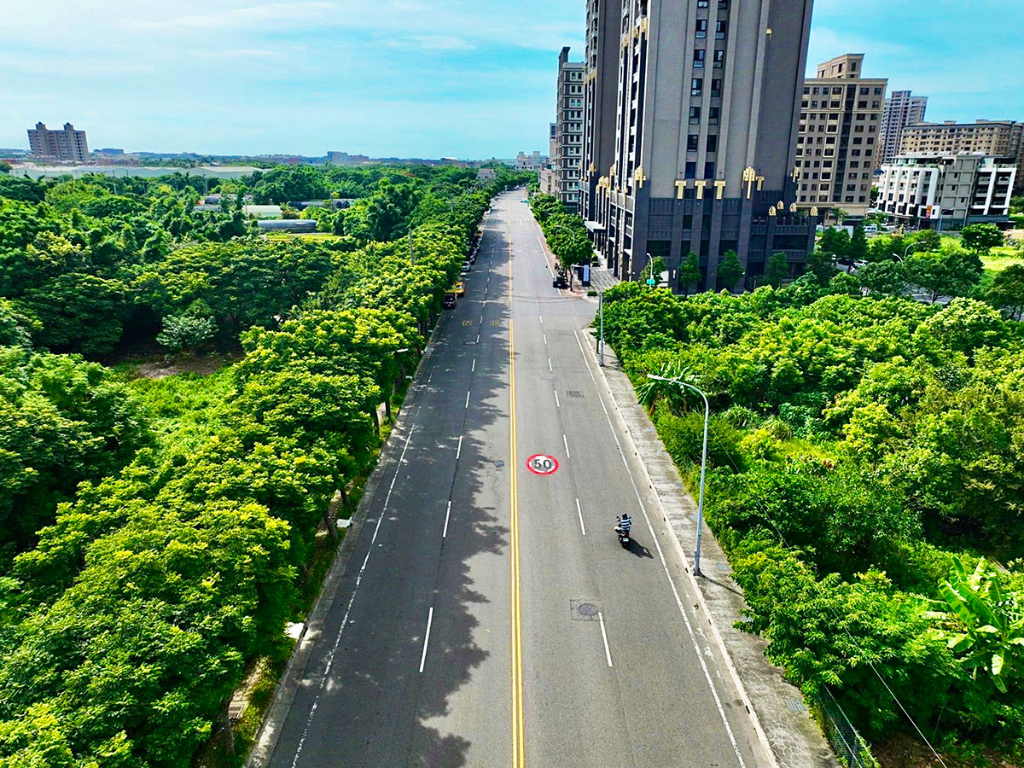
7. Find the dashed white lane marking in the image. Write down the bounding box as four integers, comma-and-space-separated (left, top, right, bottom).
465, 391, 471, 409
289, 425, 416, 766
543, 334, 548, 345
476, 334, 481, 344
443, 501, 452, 539
472, 359, 476, 372
576, 498, 586, 536
418, 606, 434, 673
539, 315, 543, 324
598, 611, 613, 667
571, 329, 750, 768
563, 433, 570, 458
554, 390, 560, 409
456, 435, 463, 460
548, 358, 553, 372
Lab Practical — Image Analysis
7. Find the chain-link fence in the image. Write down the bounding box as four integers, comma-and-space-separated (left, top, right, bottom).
814, 687, 879, 768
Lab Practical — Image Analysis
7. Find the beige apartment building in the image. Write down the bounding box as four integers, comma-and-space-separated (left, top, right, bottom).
28, 122, 89, 162
899, 120, 1024, 191
795, 54, 887, 219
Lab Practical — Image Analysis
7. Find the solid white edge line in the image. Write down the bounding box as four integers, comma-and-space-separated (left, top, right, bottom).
598, 611, 613, 667
572, 329, 752, 768
562, 433, 570, 458
576, 498, 586, 536
456, 435, 463, 460
443, 501, 452, 539
554, 390, 560, 409
418, 606, 434, 673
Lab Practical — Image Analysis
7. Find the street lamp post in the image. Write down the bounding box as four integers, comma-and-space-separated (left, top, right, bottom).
647, 374, 710, 576
892, 243, 914, 263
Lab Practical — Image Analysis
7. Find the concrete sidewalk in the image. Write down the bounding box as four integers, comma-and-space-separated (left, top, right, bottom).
579, 330, 839, 768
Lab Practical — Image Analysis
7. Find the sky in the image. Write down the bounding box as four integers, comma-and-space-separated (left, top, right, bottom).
2, 0, 1023, 160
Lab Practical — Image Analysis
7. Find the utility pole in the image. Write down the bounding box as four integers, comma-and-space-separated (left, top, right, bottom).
647, 374, 710, 577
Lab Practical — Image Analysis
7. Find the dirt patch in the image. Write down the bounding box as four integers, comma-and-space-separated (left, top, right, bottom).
137, 354, 240, 380
875, 733, 1020, 768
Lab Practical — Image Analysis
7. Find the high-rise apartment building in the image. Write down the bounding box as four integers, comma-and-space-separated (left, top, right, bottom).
582, 0, 817, 291
899, 120, 1024, 192
27, 122, 89, 162
795, 54, 887, 220
580, 0, 624, 256
553, 47, 585, 212
879, 90, 927, 168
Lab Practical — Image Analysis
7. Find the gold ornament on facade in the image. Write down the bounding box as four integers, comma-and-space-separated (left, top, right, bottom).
675, 179, 688, 199
810, 206, 819, 217
743, 167, 757, 198
791, 166, 800, 183
768, 206, 777, 216
714, 180, 727, 200
789, 203, 798, 213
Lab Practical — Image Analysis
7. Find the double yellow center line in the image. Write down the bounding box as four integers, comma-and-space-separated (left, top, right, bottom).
508, 231, 526, 768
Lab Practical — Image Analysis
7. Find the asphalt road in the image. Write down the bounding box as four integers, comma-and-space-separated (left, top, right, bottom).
268, 190, 770, 768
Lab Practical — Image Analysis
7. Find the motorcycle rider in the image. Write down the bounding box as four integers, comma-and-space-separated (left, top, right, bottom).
616, 513, 632, 536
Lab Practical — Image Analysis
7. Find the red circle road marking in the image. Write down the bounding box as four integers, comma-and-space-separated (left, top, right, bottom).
526, 454, 559, 475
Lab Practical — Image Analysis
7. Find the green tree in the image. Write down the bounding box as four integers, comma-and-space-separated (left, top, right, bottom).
679, 252, 701, 297
858, 260, 906, 297
931, 559, 1024, 694
961, 223, 1003, 254
818, 227, 851, 262
849, 223, 869, 264
806, 248, 838, 285
765, 251, 790, 288
986, 264, 1024, 321
156, 314, 216, 356
910, 228, 942, 252
905, 245, 983, 303
716, 250, 744, 292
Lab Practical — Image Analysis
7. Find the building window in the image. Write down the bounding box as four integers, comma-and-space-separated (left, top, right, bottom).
713, 49, 725, 68
715, 20, 727, 39
687, 134, 699, 152
704, 161, 716, 178
698, 0, 709, 6
685, 161, 697, 179
711, 79, 722, 97
706, 134, 718, 152
693, 49, 705, 68
689, 106, 701, 124
695, 19, 707, 38
718, 0, 728, 7
708, 106, 720, 124
691, 77, 703, 96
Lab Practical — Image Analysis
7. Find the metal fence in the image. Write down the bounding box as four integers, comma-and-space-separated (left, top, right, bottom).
815, 687, 879, 768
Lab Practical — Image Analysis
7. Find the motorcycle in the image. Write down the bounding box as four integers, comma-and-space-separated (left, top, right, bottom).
614, 515, 631, 548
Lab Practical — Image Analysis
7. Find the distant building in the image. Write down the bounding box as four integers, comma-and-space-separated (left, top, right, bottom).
879, 90, 927, 168
515, 151, 545, 172
257, 219, 318, 233
477, 168, 497, 182
877, 154, 1016, 229
94, 147, 125, 156
539, 167, 557, 195
327, 151, 371, 165
28, 122, 89, 162
796, 54, 887, 220
899, 120, 1024, 192
553, 47, 585, 212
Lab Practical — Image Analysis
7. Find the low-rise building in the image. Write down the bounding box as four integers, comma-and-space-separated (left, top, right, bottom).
515, 151, 545, 172
877, 154, 1016, 230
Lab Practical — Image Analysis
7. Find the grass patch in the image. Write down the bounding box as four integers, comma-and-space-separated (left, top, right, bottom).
116, 364, 236, 457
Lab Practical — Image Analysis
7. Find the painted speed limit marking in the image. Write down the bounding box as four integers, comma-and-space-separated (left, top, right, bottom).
526, 454, 559, 475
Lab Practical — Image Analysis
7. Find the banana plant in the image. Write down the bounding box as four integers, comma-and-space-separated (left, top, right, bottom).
930, 559, 1024, 693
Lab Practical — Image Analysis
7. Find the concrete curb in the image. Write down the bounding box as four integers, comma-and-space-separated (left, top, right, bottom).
246, 315, 448, 767
579, 330, 838, 768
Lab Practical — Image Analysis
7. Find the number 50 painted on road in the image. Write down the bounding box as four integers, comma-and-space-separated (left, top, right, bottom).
526, 454, 559, 475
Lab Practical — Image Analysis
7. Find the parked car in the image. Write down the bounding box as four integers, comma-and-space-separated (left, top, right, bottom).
454, 281, 465, 297
552, 273, 569, 289
442, 292, 457, 309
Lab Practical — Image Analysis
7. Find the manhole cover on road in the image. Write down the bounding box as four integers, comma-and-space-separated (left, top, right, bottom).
570, 599, 601, 621
566, 390, 584, 398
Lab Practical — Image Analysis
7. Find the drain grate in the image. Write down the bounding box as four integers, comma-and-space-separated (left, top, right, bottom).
566, 390, 584, 399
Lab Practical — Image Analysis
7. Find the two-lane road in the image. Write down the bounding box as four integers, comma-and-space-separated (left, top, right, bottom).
268, 190, 769, 767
